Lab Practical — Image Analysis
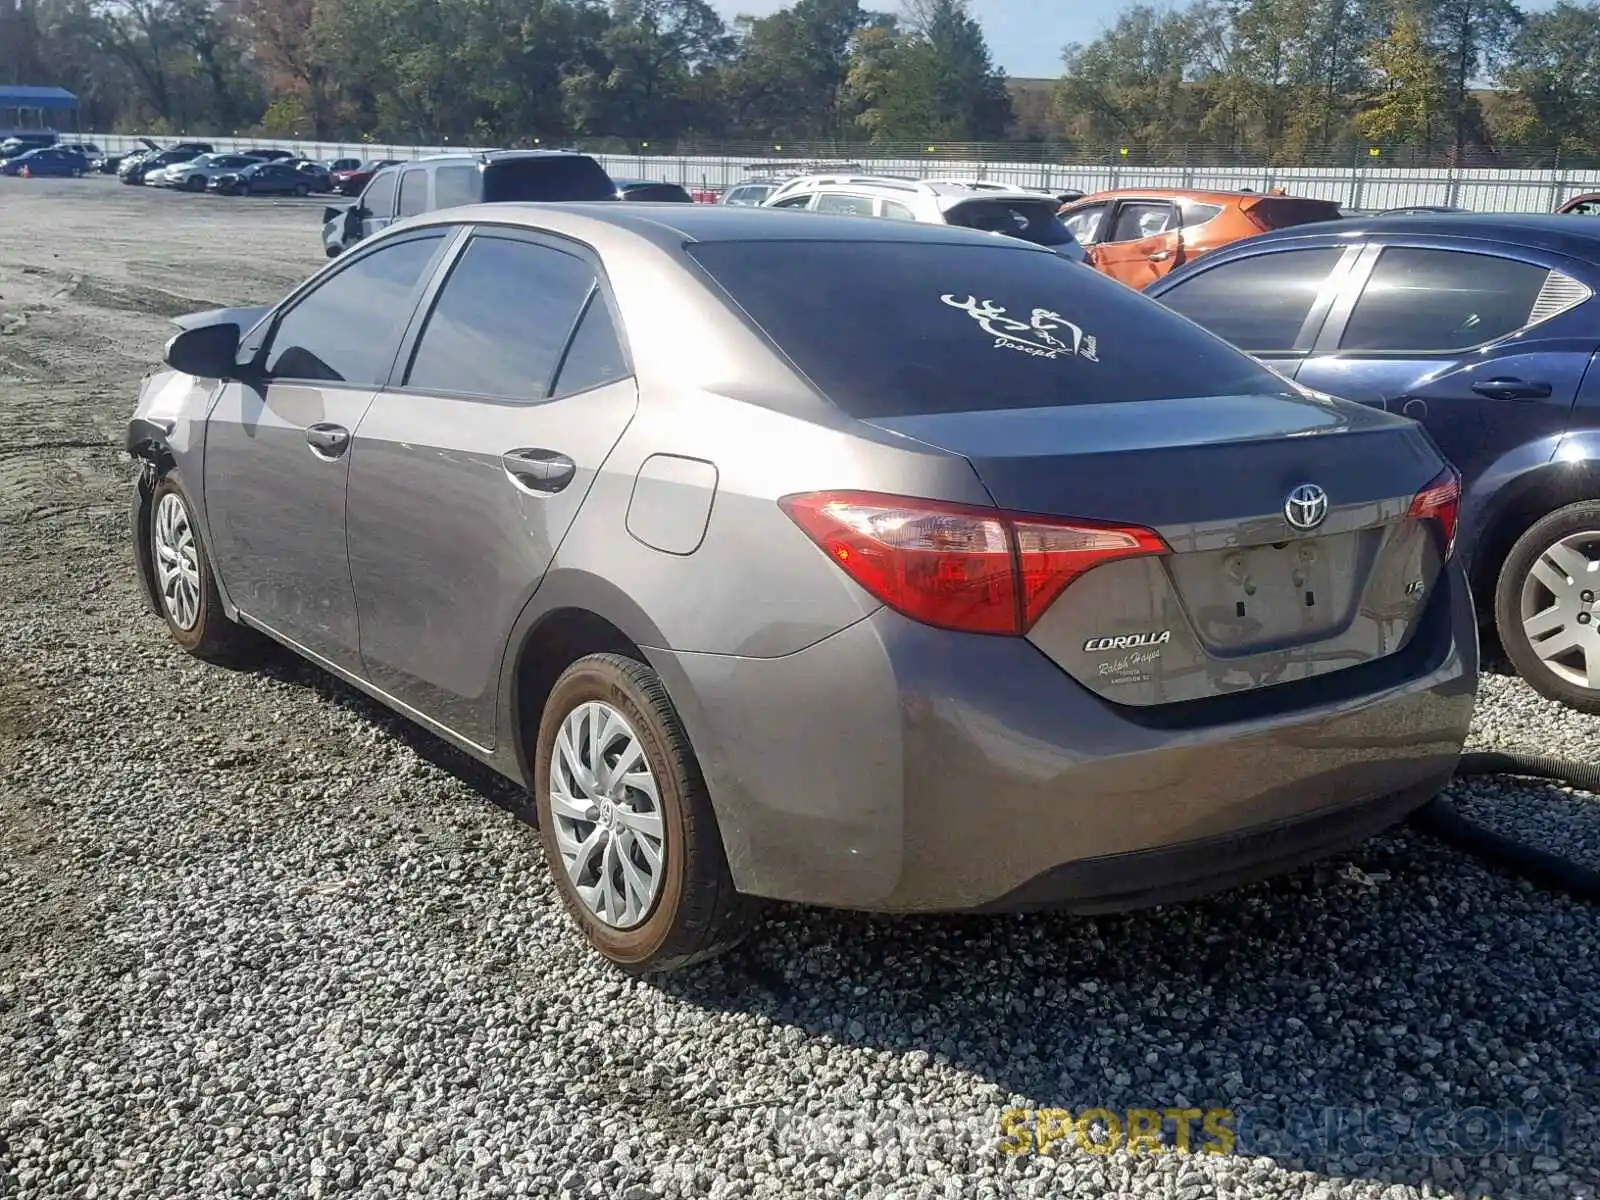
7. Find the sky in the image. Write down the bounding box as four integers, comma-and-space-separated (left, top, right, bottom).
710, 0, 1563, 82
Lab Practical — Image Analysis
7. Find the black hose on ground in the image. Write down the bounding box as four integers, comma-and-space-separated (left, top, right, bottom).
1409, 751, 1600, 901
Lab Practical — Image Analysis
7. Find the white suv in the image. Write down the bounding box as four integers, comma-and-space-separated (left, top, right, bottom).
760, 174, 1087, 262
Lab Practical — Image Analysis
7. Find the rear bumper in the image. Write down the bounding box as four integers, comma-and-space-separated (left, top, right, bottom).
647, 558, 1477, 913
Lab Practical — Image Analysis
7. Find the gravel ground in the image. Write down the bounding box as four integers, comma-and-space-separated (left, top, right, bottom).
2, 178, 1598, 1200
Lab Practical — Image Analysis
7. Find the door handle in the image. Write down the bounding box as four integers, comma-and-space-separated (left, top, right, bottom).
1471, 377, 1553, 401
501, 448, 575, 494
1147, 249, 1172, 262
304, 422, 350, 458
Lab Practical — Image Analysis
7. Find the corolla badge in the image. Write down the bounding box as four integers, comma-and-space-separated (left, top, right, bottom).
940, 294, 1098, 362
1283, 483, 1329, 531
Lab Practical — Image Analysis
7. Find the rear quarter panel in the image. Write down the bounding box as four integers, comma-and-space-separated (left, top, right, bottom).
512, 232, 996, 659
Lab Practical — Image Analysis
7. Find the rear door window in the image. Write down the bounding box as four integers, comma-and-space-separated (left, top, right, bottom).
403, 234, 598, 401
550, 292, 630, 398
1339, 247, 1551, 351
879, 199, 915, 220
1179, 200, 1225, 229
363, 169, 398, 216
687, 239, 1282, 418
1156, 247, 1347, 352
1108, 201, 1178, 242
814, 192, 876, 215
397, 168, 429, 217
434, 165, 478, 209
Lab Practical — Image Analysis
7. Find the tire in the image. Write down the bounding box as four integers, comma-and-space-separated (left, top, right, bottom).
533, 653, 761, 973
147, 475, 257, 665
1494, 499, 1600, 713
239, 183, 252, 196
293, 182, 309, 197
186, 174, 205, 191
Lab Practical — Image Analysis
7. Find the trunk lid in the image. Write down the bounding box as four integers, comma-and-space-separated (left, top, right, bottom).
865, 391, 1448, 706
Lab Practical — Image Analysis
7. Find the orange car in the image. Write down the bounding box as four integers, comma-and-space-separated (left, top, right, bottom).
1057, 187, 1344, 289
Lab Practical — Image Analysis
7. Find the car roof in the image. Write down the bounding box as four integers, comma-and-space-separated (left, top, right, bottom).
392, 200, 1060, 254
1071, 187, 1328, 204
770, 173, 1055, 201
407, 149, 597, 168
1221, 211, 1600, 256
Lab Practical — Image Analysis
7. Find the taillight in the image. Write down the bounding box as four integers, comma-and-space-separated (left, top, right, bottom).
778, 490, 1168, 636
1408, 465, 1461, 559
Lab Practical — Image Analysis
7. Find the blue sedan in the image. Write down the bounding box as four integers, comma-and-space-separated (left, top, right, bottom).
1147, 212, 1600, 712
0, 146, 88, 177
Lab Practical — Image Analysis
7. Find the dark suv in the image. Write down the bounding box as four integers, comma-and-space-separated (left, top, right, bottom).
322, 150, 617, 257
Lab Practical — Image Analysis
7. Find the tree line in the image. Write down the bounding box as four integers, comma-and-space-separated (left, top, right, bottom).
0, 0, 1597, 165
0, 0, 1011, 147
1053, 0, 1600, 166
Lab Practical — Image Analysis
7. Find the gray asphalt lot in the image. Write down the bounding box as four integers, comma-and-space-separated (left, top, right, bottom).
1, 176, 1597, 1200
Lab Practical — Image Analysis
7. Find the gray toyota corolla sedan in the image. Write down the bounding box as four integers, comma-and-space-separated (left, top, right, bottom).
126, 203, 1477, 972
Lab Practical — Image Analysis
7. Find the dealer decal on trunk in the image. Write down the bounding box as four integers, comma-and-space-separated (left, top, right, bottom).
940, 295, 1099, 362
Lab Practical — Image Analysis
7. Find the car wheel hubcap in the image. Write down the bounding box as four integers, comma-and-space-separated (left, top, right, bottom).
153, 491, 201, 631
548, 700, 665, 930
1519, 529, 1600, 690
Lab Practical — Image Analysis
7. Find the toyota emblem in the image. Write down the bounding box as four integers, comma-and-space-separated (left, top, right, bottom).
1284, 483, 1329, 531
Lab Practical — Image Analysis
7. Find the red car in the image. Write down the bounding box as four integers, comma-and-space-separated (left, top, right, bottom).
331, 158, 403, 196
1557, 193, 1600, 215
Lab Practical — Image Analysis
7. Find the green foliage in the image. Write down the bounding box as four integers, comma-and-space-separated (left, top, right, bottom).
3, 0, 1599, 161
1497, 1, 1600, 151
1357, 7, 1447, 146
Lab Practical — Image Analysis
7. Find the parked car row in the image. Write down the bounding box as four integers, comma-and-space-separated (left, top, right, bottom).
114, 141, 342, 197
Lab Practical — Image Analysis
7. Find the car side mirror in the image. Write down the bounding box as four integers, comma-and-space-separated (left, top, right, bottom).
163, 322, 242, 379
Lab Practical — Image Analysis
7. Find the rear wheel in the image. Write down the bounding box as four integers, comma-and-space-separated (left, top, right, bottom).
1495, 500, 1600, 713
533, 653, 760, 973
148, 475, 257, 664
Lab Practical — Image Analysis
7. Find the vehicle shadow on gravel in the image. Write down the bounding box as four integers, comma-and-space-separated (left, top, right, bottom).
240, 639, 538, 826
658, 850, 1590, 1194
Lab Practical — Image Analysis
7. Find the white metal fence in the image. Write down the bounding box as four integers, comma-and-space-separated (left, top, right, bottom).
85, 132, 1600, 213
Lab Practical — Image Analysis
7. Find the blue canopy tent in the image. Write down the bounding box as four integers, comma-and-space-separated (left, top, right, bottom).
0, 86, 80, 140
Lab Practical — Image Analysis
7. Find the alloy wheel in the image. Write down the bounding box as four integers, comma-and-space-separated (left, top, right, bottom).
153, 490, 201, 631
548, 700, 666, 929
1518, 528, 1600, 691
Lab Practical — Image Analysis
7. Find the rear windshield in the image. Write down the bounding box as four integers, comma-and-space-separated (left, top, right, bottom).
1246, 197, 1344, 230
482, 156, 618, 202
944, 198, 1077, 247
687, 239, 1282, 418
